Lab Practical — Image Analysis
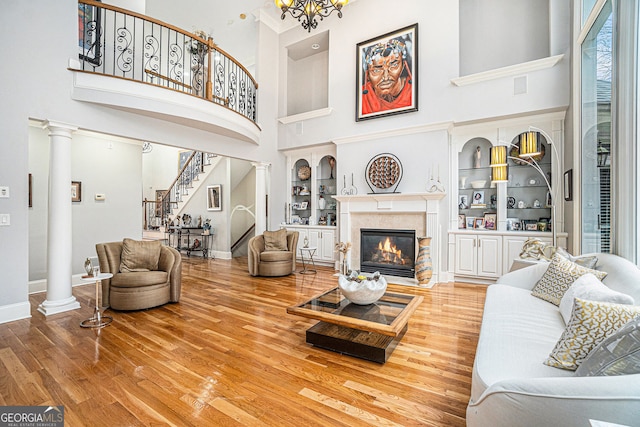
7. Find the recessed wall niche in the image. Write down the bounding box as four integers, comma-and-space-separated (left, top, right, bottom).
286, 31, 329, 116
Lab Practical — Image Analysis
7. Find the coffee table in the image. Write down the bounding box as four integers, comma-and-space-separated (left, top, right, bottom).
287, 287, 423, 363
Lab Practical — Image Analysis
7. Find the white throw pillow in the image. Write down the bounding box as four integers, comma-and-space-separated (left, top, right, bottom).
559, 273, 635, 324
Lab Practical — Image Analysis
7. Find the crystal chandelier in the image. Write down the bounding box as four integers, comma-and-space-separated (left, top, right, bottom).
274, 0, 349, 32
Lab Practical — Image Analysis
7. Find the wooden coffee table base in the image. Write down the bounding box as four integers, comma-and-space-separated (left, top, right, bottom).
306, 322, 408, 363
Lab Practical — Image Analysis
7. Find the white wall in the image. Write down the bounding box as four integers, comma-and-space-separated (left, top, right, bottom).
142, 143, 181, 202
28, 126, 143, 282
275, 0, 569, 151
459, 0, 551, 75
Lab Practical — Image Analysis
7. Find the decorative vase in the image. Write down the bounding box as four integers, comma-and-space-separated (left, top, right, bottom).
84, 258, 93, 277
318, 196, 326, 210
415, 236, 433, 285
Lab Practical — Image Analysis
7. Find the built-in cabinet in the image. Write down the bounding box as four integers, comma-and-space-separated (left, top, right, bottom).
286, 225, 336, 265
450, 113, 568, 282
454, 233, 502, 278
451, 230, 558, 281
284, 145, 338, 266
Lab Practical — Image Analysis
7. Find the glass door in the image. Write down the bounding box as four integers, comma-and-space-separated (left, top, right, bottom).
581, 0, 613, 253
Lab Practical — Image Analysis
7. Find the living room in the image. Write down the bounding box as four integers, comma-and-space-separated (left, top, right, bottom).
1, 0, 639, 425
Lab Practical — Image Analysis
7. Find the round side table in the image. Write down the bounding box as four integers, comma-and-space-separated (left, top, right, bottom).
80, 273, 114, 328
299, 247, 317, 274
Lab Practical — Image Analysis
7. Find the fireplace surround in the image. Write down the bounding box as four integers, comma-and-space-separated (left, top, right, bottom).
334, 192, 445, 286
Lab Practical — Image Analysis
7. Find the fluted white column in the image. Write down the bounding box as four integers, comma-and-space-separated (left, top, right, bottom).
38, 121, 81, 316
251, 162, 270, 234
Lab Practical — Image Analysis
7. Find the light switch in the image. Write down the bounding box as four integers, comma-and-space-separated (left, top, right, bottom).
0, 214, 10, 226
95, 194, 106, 201
0, 187, 9, 198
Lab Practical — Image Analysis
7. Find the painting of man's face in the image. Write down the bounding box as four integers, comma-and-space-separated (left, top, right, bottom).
367, 51, 406, 102
356, 24, 418, 121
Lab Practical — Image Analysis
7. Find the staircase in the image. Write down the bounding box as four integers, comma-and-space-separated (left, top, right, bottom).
142, 151, 220, 240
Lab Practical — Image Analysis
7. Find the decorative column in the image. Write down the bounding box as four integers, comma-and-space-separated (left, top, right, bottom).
38, 121, 81, 316
252, 162, 270, 234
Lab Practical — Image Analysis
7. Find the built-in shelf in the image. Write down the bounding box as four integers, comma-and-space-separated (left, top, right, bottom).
450, 54, 565, 87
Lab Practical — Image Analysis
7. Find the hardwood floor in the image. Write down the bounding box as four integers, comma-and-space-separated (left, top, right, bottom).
0, 257, 487, 426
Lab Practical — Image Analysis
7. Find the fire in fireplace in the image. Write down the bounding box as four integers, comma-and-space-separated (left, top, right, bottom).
360, 229, 416, 278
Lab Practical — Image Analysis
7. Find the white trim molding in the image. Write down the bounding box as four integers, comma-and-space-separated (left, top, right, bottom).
450, 54, 565, 87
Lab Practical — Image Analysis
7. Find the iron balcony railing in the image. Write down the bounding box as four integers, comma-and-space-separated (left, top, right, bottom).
78, 0, 258, 125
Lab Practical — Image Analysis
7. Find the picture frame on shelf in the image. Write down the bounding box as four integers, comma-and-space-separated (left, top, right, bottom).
546, 191, 553, 207
300, 201, 308, 210
483, 213, 497, 230
458, 214, 466, 229
207, 184, 222, 211
474, 218, 485, 229
356, 23, 418, 121
458, 195, 469, 210
511, 221, 522, 231
466, 217, 476, 229
292, 202, 301, 210
472, 191, 484, 205
523, 219, 538, 231
505, 217, 519, 231
71, 181, 82, 202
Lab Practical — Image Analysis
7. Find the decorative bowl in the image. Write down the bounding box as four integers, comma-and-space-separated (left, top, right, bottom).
470, 180, 486, 189
338, 271, 387, 305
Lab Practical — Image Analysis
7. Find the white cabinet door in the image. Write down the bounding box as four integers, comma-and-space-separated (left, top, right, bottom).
288, 227, 308, 258
503, 236, 528, 273
503, 235, 553, 273
455, 234, 477, 275
477, 235, 502, 278
318, 229, 336, 262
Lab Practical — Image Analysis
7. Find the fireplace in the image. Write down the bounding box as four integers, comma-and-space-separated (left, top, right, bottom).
360, 228, 416, 278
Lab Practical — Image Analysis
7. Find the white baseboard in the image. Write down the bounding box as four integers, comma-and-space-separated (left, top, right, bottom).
0, 301, 31, 325
29, 274, 94, 294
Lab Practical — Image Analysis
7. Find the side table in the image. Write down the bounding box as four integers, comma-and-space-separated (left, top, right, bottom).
80, 273, 113, 328
299, 247, 317, 274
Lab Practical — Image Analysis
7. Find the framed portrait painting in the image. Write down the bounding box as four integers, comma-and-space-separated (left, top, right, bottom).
356, 23, 418, 121
207, 185, 222, 211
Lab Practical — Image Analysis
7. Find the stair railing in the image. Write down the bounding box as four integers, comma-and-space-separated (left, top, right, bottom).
143, 151, 213, 229
78, 0, 258, 124
231, 224, 256, 252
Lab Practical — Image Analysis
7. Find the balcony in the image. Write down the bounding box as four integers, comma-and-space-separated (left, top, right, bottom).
72, 1, 260, 144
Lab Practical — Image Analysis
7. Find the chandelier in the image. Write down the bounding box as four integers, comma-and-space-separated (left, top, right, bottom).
274, 0, 349, 32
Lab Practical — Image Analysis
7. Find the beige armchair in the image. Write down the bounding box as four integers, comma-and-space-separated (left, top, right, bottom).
95, 238, 182, 311
248, 229, 299, 277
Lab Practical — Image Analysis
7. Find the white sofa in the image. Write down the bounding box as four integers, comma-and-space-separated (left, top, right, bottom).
467, 253, 640, 427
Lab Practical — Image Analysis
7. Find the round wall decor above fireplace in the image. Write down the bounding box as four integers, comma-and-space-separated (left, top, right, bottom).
365, 153, 403, 193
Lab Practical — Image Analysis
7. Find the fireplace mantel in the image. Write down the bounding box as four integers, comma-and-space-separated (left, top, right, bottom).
336, 191, 446, 287
334, 192, 445, 204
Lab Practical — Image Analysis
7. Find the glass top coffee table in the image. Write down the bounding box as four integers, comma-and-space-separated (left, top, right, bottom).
287, 287, 423, 363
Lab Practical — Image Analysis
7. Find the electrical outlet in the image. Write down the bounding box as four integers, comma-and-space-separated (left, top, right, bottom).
0, 187, 9, 198
0, 214, 10, 226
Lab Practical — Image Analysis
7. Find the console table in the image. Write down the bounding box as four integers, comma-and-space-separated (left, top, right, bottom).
166, 226, 213, 258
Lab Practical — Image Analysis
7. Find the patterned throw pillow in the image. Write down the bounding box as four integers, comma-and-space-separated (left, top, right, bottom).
576, 316, 640, 376
531, 254, 608, 306
545, 298, 640, 370
559, 273, 634, 324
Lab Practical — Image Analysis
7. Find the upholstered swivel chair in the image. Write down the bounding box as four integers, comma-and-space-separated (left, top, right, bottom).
248, 229, 299, 277
95, 238, 182, 311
